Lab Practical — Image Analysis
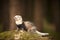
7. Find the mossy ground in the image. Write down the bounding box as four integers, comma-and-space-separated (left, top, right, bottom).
0, 30, 43, 40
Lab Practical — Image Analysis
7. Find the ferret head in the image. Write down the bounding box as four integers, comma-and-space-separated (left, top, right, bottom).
14, 15, 23, 24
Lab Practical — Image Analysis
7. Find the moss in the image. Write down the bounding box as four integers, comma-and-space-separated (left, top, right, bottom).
0, 30, 42, 40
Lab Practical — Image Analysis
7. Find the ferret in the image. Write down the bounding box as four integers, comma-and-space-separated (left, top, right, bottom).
14, 15, 49, 36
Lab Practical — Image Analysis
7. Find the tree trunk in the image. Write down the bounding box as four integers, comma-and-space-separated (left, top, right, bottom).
51, 0, 59, 40
9, 0, 21, 30
2, 0, 10, 31
33, 0, 43, 31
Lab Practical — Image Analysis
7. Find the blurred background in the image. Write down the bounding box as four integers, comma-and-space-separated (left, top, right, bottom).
0, 0, 59, 40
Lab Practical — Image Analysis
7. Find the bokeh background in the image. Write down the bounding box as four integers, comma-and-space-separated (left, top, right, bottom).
0, 0, 59, 40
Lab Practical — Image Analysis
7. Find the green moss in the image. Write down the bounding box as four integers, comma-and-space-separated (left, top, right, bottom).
0, 30, 42, 40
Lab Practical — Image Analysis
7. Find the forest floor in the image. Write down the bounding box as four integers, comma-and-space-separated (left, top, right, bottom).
0, 30, 49, 40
